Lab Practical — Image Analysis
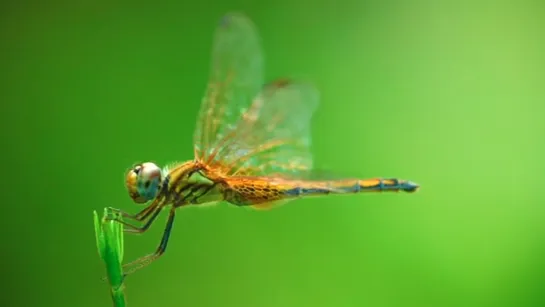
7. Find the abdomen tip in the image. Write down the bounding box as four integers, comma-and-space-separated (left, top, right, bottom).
404, 181, 420, 192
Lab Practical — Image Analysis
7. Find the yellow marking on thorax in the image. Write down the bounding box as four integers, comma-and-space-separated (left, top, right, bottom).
166, 161, 195, 190
163, 161, 226, 206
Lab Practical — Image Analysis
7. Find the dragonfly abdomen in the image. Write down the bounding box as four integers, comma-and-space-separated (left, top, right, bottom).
284, 178, 419, 197
224, 177, 419, 207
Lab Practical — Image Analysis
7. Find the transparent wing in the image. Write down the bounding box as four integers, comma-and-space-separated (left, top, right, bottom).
193, 12, 264, 160
205, 79, 320, 177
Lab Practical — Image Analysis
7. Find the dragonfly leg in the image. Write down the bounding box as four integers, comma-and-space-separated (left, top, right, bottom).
120, 207, 164, 234
122, 208, 176, 276
105, 205, 163, 234
107, 203, 157, 221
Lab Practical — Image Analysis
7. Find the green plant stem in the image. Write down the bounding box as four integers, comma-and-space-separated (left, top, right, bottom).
94, 208, 126, 307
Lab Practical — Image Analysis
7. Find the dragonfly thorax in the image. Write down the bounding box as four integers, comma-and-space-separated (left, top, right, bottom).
125, 162, 163, 204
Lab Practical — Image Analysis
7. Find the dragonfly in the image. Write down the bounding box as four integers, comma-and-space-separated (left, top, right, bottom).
107, 12, 419, 277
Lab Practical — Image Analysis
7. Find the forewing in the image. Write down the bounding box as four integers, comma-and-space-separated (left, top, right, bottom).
193, 12, 264, 161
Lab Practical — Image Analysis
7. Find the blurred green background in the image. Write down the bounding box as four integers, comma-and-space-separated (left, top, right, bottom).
2, 0, 544, 306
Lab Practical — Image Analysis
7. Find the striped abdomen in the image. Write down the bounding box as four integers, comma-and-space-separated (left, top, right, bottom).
283, 178, 419, 197
224, 177, 419, 207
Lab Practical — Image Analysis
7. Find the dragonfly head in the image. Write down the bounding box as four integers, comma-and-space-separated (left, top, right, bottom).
125, 162, 163, 204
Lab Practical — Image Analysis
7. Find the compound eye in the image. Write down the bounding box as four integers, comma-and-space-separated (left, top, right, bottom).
125, 162, 162, 204
125, 164, 147, 203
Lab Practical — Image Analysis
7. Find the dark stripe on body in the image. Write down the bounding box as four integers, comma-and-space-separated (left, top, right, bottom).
189, 183, 218, 204
161, 175, 170, 193
171, 182, 196, 205
284, 187, 331, 196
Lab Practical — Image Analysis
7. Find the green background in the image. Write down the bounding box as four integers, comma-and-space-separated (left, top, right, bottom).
2, 1, 544, 306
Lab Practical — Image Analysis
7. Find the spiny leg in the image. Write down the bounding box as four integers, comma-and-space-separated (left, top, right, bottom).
107, 200, 159, 222
117, 206, 163, 234
122, 208, 176, 277
98, 206, 167, 283
105, 203, 163, 234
